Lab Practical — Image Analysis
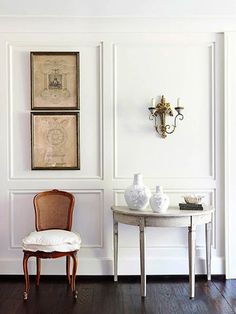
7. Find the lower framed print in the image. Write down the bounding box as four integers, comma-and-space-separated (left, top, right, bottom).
31, 112, 80, 170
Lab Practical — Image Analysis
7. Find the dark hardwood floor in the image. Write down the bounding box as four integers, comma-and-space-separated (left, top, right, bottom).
0, 275, 235, 314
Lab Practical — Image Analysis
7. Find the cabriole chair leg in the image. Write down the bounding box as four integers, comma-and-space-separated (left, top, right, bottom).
66, 256, 71, 285
71, 252, 78, 300
36, 257, 41, 286
23, 253, 30, 300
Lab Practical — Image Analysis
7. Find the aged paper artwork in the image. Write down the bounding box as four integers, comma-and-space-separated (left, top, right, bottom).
31, 52, 79, 109
31, 113, 79, 169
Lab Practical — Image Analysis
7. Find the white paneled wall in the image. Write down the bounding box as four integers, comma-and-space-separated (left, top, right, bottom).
0, 21, 224, 275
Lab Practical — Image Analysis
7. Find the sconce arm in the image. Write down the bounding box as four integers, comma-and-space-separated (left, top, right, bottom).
165, 113, 184, 135
174, 112, 184, 125
149, 113, 155, 121
149, 114, 162, 136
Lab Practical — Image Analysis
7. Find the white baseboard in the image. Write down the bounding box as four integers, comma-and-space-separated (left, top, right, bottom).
0, 256, 224, 275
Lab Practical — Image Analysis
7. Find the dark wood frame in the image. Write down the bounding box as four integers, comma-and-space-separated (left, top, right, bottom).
31, 51, 80, 110
23, 190, 78, 300
31, 112, 80, 170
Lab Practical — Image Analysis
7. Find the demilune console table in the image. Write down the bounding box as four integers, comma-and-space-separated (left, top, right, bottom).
111, 205, 214, 299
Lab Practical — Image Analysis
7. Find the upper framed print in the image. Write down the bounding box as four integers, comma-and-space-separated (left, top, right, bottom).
31, 52, 80, 110
31, 112, 80, 170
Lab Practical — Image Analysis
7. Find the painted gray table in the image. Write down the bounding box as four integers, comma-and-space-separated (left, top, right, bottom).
111, 205, 214, 298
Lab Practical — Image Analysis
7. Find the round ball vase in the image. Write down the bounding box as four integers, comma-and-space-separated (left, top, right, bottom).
150, 186, 169, 213
124, 174, 151, 210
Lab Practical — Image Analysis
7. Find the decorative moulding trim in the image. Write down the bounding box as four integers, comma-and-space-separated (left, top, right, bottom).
99, 42, 104, 181
0, 256, 224, 275
111, 176, 218, 181
8, 176, 104, 182
210, 43, 216, 180
224, 33, 231, 279
0, 17, 235, 33
112, 42, 216, 180
7, 41, 104, 181
111, 180, 217, 193
9, 189, 104, 249
115, 256, 224, 275
113, 189, 216, 250
113, 43, 118, 180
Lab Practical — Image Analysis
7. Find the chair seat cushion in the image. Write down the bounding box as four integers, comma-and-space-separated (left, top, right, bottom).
22, 229, 81, 252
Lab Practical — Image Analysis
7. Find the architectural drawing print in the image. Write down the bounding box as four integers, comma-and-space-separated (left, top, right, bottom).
31, 52, 79, 109
31, 113, 79, 170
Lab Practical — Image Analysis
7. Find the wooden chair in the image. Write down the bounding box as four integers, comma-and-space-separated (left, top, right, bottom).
22, 189, 81, 300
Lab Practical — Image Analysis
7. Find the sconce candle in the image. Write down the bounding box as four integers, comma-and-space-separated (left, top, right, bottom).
148, 95, 184, 138
151, 98, 156, 107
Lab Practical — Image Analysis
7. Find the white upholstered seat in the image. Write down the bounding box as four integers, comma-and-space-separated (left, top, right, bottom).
22, 229, 81, 252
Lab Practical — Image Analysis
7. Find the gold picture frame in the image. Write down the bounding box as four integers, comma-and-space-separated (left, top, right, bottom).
31, 112, 80, 170
31, 52, 79, 110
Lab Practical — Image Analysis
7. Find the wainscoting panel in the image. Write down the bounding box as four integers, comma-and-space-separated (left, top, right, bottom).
9, 190, 103, 249
8, 42, 103, 180
113, 42, 215, 180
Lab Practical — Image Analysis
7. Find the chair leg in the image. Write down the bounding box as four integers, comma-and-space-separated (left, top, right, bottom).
66, 256, 71, 285
71, 252, 78, 299
36, 257, 41, 286
23, 252, 30, 300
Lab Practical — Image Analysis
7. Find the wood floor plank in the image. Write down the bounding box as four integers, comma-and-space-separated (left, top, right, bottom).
213, 278, 236, 313
0, 276, 235, 314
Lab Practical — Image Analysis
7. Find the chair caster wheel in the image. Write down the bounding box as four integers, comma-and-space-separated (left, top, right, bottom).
23, 291, 28, 300
73, 290, 78, 300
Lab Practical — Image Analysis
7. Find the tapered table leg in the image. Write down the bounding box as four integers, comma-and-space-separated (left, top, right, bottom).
205, 221, 212, 281
188, 225, 196, 299
113, 219, 118, 282
139, 218, 146, 297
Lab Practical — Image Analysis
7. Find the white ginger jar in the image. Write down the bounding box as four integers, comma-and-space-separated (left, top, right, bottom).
150, 186, 169, 213
124, 173, 151, 210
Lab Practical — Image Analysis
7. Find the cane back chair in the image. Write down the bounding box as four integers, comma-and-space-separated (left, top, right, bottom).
22, 189, 81, 300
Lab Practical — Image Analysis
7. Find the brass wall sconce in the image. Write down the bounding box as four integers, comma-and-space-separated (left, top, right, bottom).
148, 95, 184, 138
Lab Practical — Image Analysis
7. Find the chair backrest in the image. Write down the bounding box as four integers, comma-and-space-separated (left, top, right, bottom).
33, 189, 75, 231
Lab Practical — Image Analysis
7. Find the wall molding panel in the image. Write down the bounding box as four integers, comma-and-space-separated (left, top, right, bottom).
7, 40, 104, 181
9, 190, 104, 250
113, 41, 216, 180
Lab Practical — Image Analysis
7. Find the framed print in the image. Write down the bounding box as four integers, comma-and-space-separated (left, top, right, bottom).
31, 112, 80, 170
31, 52, 79, 110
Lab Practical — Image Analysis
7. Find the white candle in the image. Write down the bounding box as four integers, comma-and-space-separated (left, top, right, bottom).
177, 98, 181, 107
151, 98, 156, 107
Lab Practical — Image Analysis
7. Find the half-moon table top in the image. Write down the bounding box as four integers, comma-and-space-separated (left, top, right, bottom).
111, 205, 214, 217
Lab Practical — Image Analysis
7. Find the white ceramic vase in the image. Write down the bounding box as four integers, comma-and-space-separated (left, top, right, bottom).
150, 186, 169, 213
124, 173, 151, 210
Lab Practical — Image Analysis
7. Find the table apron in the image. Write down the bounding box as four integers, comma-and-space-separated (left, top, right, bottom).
146, 216, 191, 227
114, 213, 141, 226
114, 212, 212, 228
191, 214, 212, 225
